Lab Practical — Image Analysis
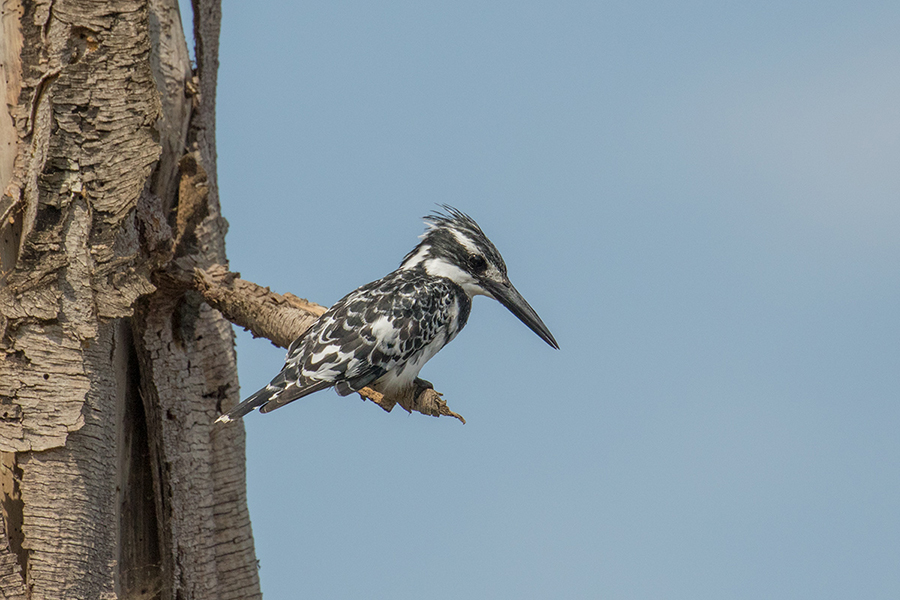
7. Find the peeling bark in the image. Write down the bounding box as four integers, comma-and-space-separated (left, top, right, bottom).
0, 0, 260, 597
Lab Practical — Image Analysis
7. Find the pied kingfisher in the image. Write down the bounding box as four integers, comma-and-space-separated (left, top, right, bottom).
216, 206, 558, 423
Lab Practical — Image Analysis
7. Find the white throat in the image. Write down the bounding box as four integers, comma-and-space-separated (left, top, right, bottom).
422, 257, 488, 298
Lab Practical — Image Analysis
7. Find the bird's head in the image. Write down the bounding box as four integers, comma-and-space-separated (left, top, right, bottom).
400, 206, 559, 349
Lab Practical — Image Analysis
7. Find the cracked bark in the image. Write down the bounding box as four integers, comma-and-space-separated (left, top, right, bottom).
0, 0, 260, 598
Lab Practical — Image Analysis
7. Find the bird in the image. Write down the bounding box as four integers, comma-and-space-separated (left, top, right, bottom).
216, 206, 558, 424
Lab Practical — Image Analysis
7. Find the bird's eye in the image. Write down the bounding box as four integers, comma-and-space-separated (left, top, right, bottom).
468, 254, 487, 273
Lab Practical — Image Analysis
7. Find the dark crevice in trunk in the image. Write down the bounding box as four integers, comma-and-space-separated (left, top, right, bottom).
116, 319, 163, 599
0, 452, 27, 585
131, 305, 179, 600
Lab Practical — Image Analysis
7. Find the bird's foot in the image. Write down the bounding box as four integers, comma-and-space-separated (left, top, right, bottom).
355, 380, 465, 424
403, 379, 466, 424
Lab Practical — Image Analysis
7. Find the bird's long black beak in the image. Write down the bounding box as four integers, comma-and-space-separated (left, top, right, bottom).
486, 278, 559, 349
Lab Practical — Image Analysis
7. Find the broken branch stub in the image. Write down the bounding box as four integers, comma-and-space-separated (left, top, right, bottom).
190, 265, 465, 423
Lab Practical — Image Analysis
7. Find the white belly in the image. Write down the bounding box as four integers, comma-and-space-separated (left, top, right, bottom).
373, 331, 448, 395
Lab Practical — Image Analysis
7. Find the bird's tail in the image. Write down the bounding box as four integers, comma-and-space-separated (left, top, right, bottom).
215, 373, 333, 424
215, 384, 279, 424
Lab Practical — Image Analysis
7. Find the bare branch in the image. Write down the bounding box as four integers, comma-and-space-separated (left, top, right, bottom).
191, 264, 324, 348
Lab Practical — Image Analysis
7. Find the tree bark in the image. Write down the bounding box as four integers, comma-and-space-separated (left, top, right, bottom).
0, 0, 260, 597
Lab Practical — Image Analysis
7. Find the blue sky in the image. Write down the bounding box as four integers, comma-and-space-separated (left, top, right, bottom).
204, 1, 900, 598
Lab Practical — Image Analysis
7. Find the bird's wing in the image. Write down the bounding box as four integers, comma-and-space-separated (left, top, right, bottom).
333, 365, 386, 396
291, 272, 462, 384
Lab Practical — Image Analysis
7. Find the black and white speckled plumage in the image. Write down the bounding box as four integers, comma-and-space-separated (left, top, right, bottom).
216, 206, 557, 423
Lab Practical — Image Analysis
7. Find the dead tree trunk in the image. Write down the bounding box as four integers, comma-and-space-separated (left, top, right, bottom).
0, 0, 261, 597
